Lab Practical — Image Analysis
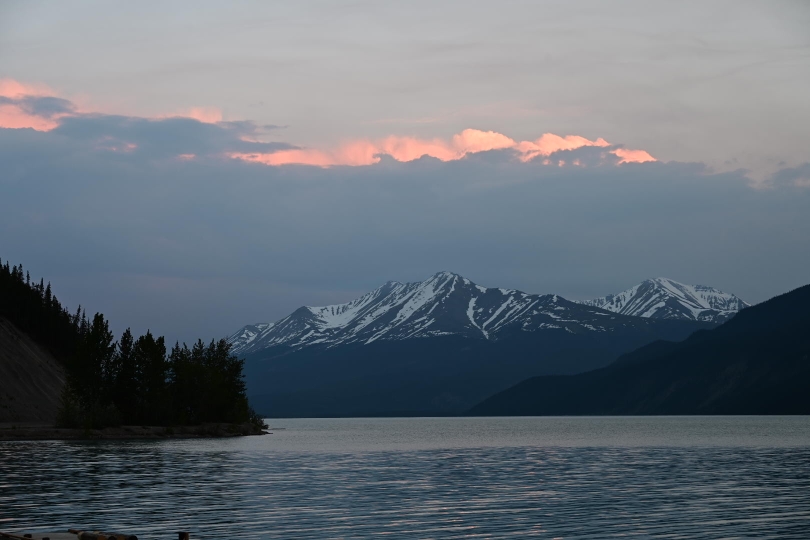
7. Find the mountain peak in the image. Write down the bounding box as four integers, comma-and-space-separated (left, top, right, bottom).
430, 270, 462, 280
580, 278, 749, 323
227, 272, 623, 356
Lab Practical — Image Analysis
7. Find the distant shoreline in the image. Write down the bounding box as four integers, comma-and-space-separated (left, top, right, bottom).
0, 422, 268, 441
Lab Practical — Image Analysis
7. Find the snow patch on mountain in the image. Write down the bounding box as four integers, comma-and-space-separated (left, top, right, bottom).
580, 277, 748, 323
228, 271, 629, 356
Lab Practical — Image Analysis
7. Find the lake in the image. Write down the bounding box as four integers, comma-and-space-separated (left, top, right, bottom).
2, 416, 809, 539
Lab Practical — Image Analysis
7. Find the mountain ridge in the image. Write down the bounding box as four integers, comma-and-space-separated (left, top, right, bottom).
469, 283, 810, 416
579, 277, 748, 323
229, 273, 746, 356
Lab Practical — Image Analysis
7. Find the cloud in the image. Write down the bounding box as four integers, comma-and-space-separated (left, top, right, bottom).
2, 78, 655, 168
0, 79, 296, 161
0, 100, 61, 131
514, 134, 609, 161
0, 79, 287, 157
611, 148, 656, 164
51, 114, 292, 159
0, 80, 75, 130
771, 162, 810, 188
1, 78, 231, 132
0, 79, 54, 99
229, 129, 655, 167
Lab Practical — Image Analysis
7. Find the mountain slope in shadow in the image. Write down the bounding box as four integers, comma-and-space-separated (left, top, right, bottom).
469, 283, 810, 416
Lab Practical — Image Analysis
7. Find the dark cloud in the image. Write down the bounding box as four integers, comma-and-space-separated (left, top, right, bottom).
0, 95, 75, 117
771, 162, 810, 187
217, 119, 286, 138
23, 96, 75, 117
51, 114, 294, 159
0, 115, 808, 346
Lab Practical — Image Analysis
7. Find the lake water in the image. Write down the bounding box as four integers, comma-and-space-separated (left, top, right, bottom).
2, 416, 810, 539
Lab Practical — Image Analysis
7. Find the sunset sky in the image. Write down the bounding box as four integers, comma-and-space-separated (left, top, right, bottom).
1, 1, 808, 343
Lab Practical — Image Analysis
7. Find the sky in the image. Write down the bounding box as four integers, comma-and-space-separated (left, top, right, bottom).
1, 1, 809, 344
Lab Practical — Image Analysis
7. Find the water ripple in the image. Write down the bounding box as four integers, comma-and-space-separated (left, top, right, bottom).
1, 417, 809, 539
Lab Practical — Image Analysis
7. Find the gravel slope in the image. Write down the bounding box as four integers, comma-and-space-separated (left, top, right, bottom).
0, 316, 66, 424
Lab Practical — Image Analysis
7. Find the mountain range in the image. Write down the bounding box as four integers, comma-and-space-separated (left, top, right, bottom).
470, 283, 810, 415
230, 273, 744, 417
230, 273, 744, 356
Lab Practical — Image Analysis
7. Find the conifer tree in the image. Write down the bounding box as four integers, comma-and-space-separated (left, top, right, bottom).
112, 328, 137, 421
133, 331, 168, 424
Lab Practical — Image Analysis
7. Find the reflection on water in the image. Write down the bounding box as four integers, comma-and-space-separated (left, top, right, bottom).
1, 417, 809, 539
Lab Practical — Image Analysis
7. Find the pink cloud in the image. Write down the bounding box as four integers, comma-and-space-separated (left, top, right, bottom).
1, 78, 657, 167
230, 129, 656, 168
0, 78, 226, 131
612, 148, 656, 164
453, 129, 516, 154
0, 103, 61, 130
230, 130, 524, 167
230, 140, 380, 167
0, 79, 66, 130
376, 129, 516, 162
378, 136, 455, 162
0, 79, 54, 99
515, 133, 610, 162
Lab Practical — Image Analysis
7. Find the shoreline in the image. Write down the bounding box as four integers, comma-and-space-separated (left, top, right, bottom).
0, 422, 268, 441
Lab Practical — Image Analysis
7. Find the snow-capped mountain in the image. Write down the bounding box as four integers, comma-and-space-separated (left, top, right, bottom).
579, 278, 748, 323
232, 272, 718, 417
230, 271, 637, 356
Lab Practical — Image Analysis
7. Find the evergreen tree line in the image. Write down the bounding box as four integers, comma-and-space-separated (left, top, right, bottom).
1, 257, 264, 429
0, 259, 82, 358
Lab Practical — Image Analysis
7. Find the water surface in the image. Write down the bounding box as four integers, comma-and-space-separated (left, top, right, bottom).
2, 416, 809, 538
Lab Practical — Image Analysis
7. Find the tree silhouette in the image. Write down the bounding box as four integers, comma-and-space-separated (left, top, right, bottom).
1, 255, 263, 429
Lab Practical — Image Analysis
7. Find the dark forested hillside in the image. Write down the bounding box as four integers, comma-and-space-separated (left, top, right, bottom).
0, 257, 263, 429
245, 318, 711, 417
469, 283, 810, 416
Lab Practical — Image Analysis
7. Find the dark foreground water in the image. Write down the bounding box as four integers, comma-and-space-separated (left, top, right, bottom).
1, 417, 810, 539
